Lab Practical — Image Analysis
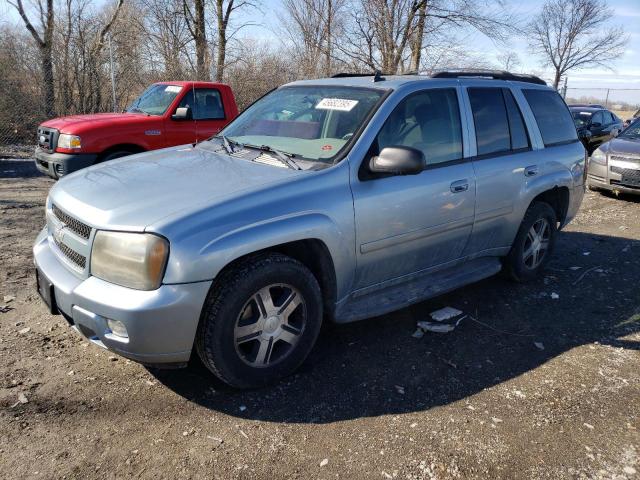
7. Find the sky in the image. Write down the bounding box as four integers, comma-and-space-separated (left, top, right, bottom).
2, 0, 639, 103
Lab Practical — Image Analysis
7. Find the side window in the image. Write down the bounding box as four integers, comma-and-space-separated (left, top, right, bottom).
503, 89, 530, 150
605, 111, 615, 124
468, 88, 511, 155
592, 111, 604, 126
522, 89, 578, 146
376, 88, 462, 165
179, 88, 225, 120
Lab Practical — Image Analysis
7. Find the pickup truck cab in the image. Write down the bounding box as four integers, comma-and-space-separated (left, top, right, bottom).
35, 81, 238, 178
34, 71, 585, 388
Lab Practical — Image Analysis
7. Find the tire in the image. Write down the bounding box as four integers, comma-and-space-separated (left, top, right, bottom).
504, 202, 557, 283
100, 150, 133, 163
195, 253, 323, 389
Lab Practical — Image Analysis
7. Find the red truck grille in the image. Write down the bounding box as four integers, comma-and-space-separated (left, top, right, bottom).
37, 127, 59, 152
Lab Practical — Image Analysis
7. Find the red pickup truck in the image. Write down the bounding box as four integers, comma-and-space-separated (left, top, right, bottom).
35, 81, 239, 179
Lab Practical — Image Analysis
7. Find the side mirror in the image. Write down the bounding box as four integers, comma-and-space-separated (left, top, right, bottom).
578, 129, 592, 139
591, 121, 602, 128
172, 107, 192, 120
369, 146, 425, 175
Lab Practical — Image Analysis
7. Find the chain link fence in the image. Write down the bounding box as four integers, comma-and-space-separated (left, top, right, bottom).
3, 42, 640, 160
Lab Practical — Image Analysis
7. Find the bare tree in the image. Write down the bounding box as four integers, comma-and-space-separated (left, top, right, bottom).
528, 0, 627, 89
213, 0, 259, 82
281, 0, 346, 77
183, 0, 209, 80
496, 50, 521, 71
8, 0, 56, 117
139, 0, 193, 78
340, 0, 514, 74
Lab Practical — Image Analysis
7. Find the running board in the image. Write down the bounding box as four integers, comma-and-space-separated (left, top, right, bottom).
335, 257, 502, 323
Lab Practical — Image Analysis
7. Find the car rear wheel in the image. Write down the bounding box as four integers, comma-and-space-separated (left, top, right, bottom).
195, 253, 323, 389
504, 202, 557, 282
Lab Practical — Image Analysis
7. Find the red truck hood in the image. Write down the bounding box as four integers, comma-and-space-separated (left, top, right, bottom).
41, 112, 153, 133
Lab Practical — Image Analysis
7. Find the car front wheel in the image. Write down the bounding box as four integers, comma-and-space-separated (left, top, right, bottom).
195, 253, 323, 389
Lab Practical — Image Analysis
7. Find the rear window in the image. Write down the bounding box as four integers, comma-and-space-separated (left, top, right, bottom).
523, 89, 578, 146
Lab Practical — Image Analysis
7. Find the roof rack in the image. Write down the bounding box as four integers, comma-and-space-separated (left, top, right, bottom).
430, 70, 547, 86
331, 70, 388, 82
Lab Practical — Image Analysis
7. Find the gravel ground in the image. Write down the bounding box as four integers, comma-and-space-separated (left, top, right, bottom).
0, 159, 639, 480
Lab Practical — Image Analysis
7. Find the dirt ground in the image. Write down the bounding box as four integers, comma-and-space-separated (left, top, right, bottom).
0, 159, 638, 480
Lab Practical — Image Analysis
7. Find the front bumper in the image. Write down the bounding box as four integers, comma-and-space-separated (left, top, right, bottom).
35, 148, 97, 179
33, 227, 211, 365
588, 159, 640, 196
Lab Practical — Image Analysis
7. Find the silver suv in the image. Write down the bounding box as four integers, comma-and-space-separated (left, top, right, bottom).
33, 71, 586, 388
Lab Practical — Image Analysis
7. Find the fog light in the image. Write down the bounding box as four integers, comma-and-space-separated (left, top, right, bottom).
107, 318, 128, 338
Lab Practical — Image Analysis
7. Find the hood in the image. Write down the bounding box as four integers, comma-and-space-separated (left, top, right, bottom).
49, 143, 304, 231
41, 112, 154, 133
602, 137, 640, 157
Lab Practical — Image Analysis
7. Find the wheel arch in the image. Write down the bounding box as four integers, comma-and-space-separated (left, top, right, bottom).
98, 143, 146, 161
529, 185, 570, 226
206, 239, 338, 321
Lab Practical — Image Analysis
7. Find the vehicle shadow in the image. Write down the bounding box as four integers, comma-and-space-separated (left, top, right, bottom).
150, 230, 640, 424
0, 159, 44, 179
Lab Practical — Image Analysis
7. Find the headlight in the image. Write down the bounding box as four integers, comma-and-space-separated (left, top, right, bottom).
58, 133, 82, 149
590, 149, 607, 166
91, 232, 169, 290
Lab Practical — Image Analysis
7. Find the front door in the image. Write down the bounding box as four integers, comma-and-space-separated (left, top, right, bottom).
350, 88, 476, 290
165, 87, 227, 146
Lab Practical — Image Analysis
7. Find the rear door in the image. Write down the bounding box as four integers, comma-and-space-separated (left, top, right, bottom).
464, 86, 538, 253
350, 87, 476, 289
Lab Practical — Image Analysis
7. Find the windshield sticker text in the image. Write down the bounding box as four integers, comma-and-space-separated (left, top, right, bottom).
315, 98, 359, 112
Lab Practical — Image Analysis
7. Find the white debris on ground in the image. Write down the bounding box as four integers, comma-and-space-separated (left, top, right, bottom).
414, 307, 467, 335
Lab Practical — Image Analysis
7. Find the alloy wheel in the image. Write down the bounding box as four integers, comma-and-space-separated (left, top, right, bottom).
233, 284, 306, 367
522, 218, 551, 269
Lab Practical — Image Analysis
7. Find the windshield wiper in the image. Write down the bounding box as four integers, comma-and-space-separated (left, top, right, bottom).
244, 144, 302, 170
214, 135, 242, 155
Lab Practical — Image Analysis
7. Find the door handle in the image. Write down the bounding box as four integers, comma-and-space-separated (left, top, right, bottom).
450, 179, 469, 193
524, 165, 538, 177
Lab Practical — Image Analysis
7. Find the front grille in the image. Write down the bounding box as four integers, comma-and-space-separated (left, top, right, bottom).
610, 166, 640, 187
37, 126, 58, 152
610, 155, 640, 163
53, 237, 87, 269
52, 205, 91, 239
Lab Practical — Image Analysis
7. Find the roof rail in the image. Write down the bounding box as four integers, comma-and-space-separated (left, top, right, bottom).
430, 70, 547, 86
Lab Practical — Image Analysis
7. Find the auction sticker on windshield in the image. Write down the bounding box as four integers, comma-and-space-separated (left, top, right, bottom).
165, 85, 182, 93
316, 98, 359, 112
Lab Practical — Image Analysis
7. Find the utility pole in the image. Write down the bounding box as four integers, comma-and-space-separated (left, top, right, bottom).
108, 32, 117, 112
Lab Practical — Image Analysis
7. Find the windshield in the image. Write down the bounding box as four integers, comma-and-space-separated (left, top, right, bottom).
126, 84, 183, 115
572, 111, 592, 127
219, 86, 385, 163
619, 118, 640, 140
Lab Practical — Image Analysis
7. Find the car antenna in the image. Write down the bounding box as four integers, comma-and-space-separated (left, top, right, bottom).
372, 70, 385, 82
